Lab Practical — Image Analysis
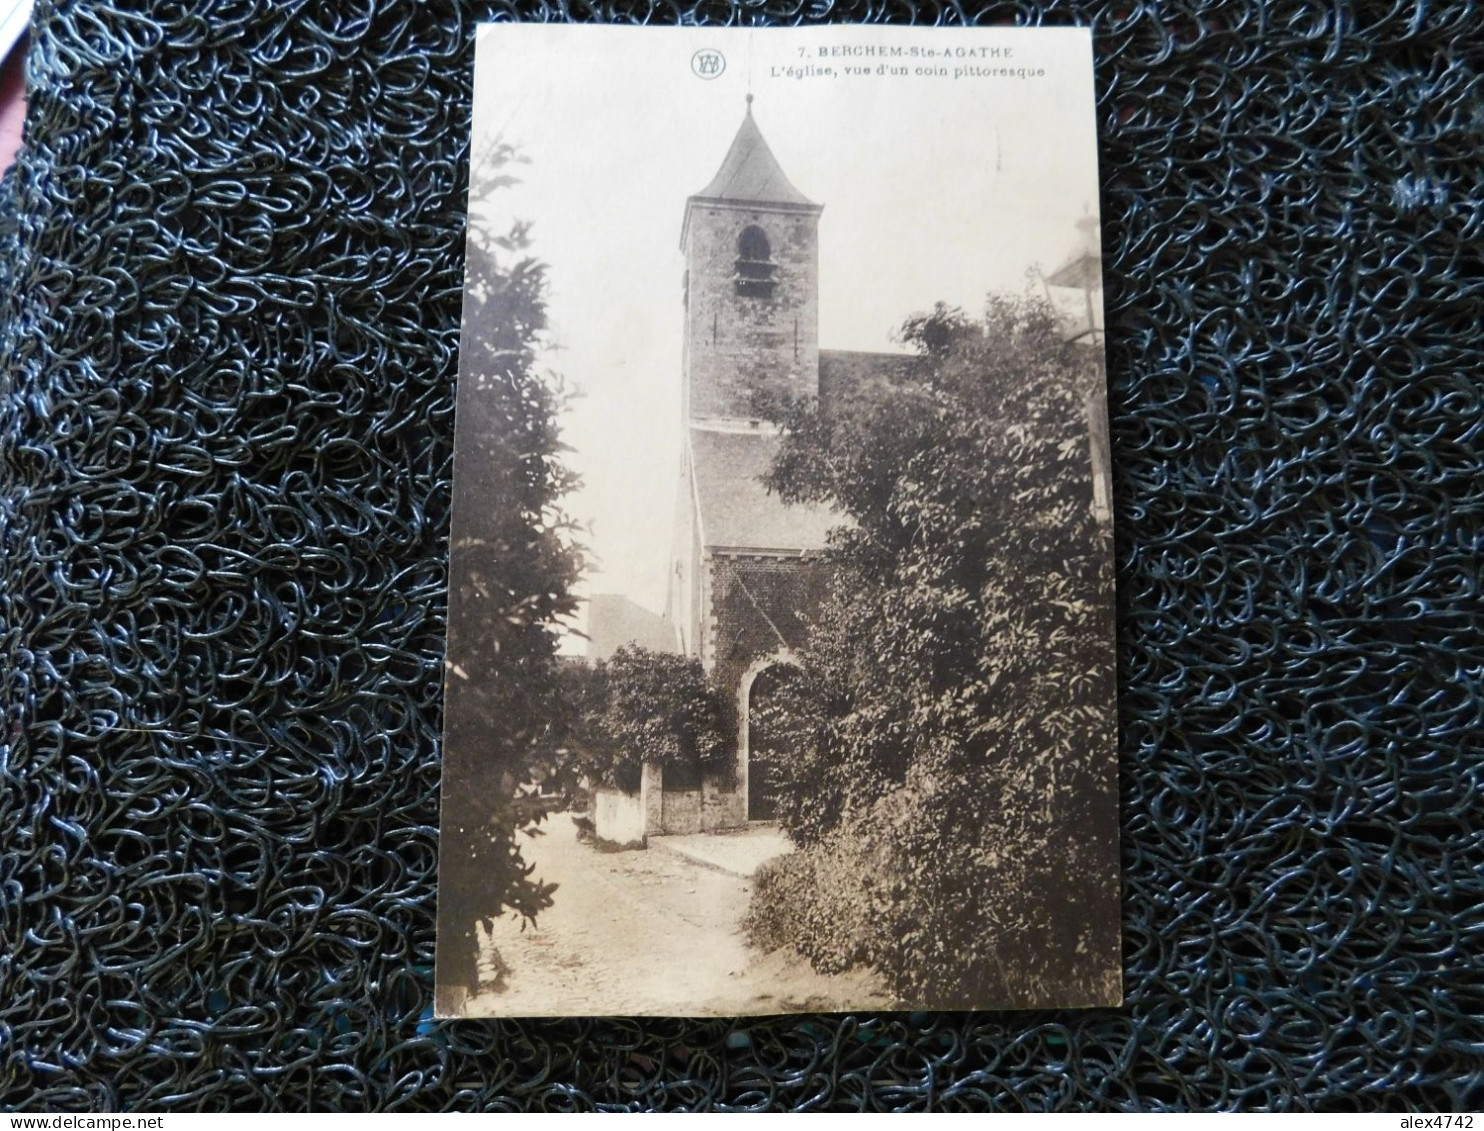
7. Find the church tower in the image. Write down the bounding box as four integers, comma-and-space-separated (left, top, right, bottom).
680, 97, 824, 423
663, 100, 840, 831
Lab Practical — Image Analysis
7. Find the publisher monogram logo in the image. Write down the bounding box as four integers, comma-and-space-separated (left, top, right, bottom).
691, 49, 725, 79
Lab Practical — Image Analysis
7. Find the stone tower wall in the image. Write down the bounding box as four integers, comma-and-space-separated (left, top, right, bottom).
682, 203, 819, 421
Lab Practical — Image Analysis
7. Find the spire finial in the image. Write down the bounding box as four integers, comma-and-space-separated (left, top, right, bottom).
745, 93, 754, 111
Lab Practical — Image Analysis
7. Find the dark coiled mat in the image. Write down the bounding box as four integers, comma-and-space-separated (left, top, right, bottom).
2, 0, 1481, 1112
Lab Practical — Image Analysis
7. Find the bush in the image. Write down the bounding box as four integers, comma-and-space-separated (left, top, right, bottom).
744, 830, 884, 976
740, 665, 844, 845
745, 293, 1121, 1006
567, 645, 735, 794
750, 764, 1121, 1009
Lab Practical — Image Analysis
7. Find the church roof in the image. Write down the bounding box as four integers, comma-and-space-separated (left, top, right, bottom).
689, 427, 841, 552
691, 103, 817, 208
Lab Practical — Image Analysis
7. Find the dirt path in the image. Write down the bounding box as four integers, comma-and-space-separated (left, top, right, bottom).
464, 813, 895, 1017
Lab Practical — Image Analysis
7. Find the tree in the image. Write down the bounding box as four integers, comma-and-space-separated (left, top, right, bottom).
435, 145, 584, 1009
746, 294, 1119, 1006
574, 646, 735, 795
523, 658, 609, 808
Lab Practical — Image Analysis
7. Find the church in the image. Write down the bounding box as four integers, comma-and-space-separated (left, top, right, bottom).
585, 100, 1109, 842
587, 100, 915, 839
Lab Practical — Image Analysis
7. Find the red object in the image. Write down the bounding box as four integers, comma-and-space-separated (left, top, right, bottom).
0, 35, 26, 173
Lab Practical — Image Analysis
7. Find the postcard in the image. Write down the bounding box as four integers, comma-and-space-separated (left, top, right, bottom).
436, 24, 1118, 1017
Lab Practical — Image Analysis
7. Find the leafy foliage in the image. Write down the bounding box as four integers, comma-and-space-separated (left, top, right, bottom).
436, 146, 584, 1004
569, 646, 736, 794
521, 658, 609, 807
747, 294, 1120, 1007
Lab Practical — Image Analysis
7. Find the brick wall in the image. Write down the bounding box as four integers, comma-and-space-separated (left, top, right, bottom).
654, 772, 746, 834
706, 553, 832, 707
700, 771, 746, 829
661, 787, 702, 833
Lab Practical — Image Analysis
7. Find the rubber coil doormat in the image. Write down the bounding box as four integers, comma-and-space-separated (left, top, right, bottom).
1, 0, 1480, 1112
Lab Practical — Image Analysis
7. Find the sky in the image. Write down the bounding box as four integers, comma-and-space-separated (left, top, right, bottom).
467, 25, 1105, 636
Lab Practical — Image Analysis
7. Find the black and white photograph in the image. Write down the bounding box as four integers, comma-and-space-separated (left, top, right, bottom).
435, 24, 1119, 1017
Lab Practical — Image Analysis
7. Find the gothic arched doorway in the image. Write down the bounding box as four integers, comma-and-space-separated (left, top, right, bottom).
743, 661, 803, 822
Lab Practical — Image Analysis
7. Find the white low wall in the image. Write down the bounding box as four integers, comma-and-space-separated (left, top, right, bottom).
592, 787, 646, 848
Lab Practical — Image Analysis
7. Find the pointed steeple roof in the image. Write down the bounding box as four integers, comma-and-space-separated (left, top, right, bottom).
692, 98, 816, 207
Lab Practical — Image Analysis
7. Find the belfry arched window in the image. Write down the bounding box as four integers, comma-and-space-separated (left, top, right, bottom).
735, 225, 777, 297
